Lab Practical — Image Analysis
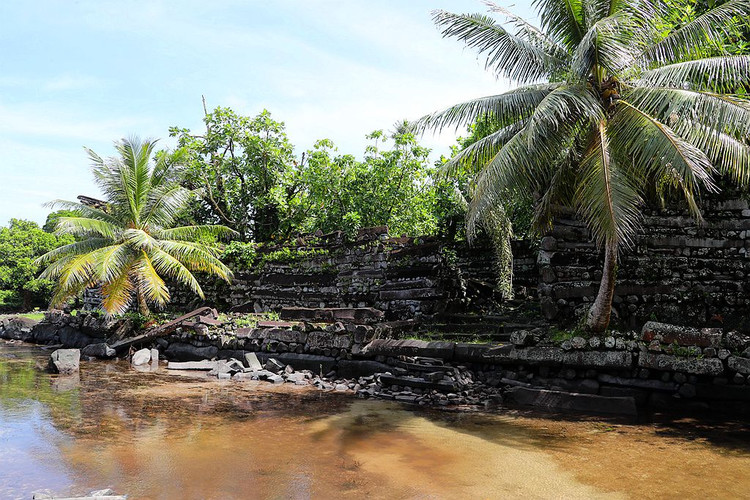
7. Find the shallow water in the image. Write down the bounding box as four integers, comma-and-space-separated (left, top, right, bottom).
1, 342, 750, 499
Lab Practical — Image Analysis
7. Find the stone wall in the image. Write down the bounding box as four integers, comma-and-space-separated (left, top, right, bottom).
9, 313, 750, 416
171, 233, 538, 320
538, 197, 750, 330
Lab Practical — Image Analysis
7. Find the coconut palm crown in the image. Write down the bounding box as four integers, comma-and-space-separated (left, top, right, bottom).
37, 137, 235, 316
417, 0, 750, 331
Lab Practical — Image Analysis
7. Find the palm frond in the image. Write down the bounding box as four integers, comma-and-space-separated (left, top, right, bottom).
53, 216, 121, 239
148, 247, 205, 299
431, 10, 566, 82
627, 86, 750, 140
482, 1, 570, 61
534, 0, 587, 49
134, 251, 169, 307
611, 100, 715, 218
35, 238, 109, 267
154, 225, 237, 242
576, 120, 642, 247
571, 12, 640, 78
100, 257, 136, 316
414, 84, 559, 133
158, 240, 233, 281
639, 55, 750, 93
641, 0, 750, 66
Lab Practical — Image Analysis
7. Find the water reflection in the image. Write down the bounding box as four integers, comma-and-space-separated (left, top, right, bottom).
1, 343, 749, 500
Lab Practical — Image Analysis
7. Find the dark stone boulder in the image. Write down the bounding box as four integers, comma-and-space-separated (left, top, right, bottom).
267, 353, 337, 374
81, 343, 116, 359
165, 342, 219, 361
57, 326, 96, 348
0, 316, 37, 341
32, 323, 59, 344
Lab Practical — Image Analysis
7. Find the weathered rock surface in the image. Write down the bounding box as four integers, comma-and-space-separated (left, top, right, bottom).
131, 348, 152, 366
49, 349, 80, 375
642, 322, 722, 347
638, 353, 724, 376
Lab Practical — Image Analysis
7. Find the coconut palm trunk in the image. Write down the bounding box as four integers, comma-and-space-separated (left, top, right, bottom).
587, 239, 618, 331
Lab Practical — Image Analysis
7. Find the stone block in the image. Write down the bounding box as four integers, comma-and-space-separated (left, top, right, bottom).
641, 322, 722, 347
638, 353, 725, 376
728, 356, 750, 375
166, 360, 220, 370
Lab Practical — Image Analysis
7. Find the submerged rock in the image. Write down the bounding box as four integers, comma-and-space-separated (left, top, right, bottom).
49, 348, 80, 375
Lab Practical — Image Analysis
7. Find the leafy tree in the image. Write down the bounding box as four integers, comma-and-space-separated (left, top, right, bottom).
0, 219, 73, 310
417, 0, 750, 332
294, 126, 439, 238
170, 107, 299, 242
37, 137, 235, 316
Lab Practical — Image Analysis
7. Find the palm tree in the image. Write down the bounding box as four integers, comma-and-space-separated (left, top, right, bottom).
37, 137, 235, 316
417, 0, 750, 332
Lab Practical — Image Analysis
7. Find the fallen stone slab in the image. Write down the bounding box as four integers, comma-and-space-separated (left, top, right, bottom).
48, 349, 80, 375
638, 353, 725, 376
244, 352, 263, 371
166, 360, 220, 371
641, 322, 722, 348
453, 343, 494, 362
505, 386, 638, 416
361, 339, 455, 360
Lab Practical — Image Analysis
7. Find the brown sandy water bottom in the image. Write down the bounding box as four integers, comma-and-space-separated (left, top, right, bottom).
1, 342, 749, 499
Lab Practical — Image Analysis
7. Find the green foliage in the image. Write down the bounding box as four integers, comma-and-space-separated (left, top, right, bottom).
170, 108, 298, 242
221, 241, 329, 272
172, 108, 454, 243
37, 137, 235, 316
0, 219, 73, 311
292, 125, 441, 239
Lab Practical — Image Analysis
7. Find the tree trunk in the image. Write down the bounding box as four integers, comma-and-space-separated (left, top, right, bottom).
586, 239, 618, 333
136, 287, 150, 317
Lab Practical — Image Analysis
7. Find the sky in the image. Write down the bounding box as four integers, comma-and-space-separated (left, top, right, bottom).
0, 0, 536, 225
